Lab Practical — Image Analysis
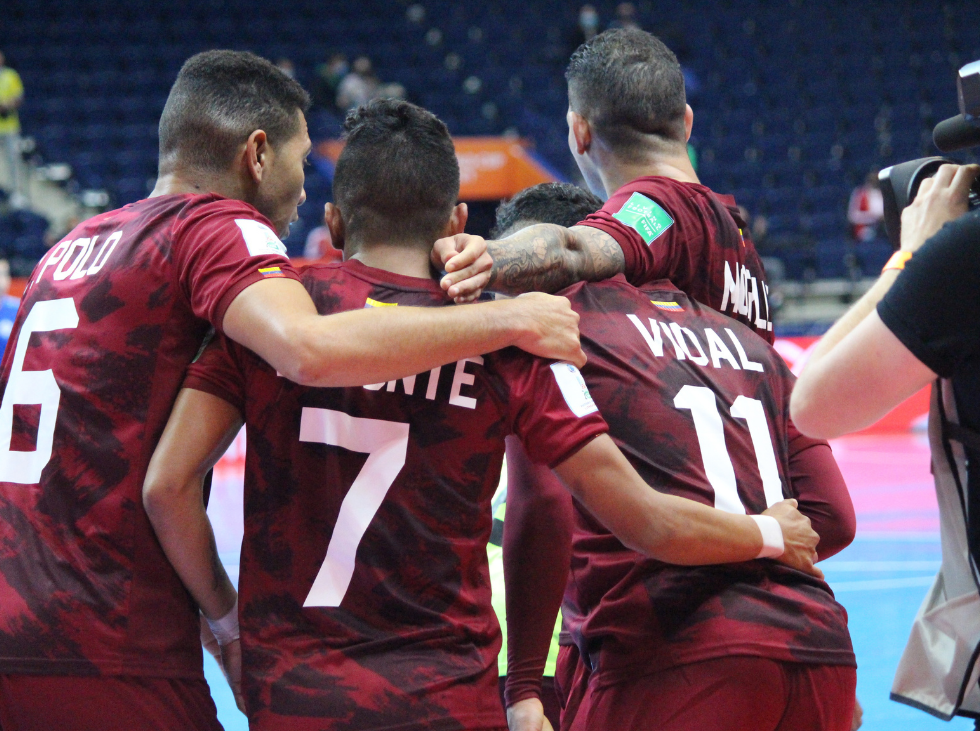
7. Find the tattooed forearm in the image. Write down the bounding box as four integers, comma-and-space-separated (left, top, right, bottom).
487, 224, 626, 295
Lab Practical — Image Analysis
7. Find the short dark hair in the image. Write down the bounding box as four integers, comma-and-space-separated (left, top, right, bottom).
159, 50, 310, 173
566, 28, 686, 152
334, 99, 459, 245
492, 183, 603, 238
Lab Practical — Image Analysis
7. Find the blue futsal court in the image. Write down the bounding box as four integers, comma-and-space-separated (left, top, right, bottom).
205, 431, 972, 730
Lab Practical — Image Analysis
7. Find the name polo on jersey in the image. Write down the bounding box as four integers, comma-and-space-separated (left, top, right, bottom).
183, 258, 608, 730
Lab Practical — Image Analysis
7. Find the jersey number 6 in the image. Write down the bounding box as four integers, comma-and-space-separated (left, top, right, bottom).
299, 407, 410, 608
0, 298, 79, 484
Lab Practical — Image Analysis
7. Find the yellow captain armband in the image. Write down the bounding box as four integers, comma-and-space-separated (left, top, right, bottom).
882, 250, 913, 273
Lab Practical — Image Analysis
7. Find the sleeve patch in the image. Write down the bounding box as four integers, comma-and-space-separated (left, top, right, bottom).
235, 219, 288, 257
550, 362, 599, 418
612, 192, 674, 245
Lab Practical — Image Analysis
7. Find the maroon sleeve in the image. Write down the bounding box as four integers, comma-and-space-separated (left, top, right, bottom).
502, 436, 575, 707
182, 334, 247, 413
496, 353, 608, 468
576, 179, 700, 288
787, 419, 856, 560
171, 199, 302, 332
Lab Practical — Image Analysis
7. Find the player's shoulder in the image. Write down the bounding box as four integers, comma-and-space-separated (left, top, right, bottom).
607, 175, 707, 209
172, 193, 273, 230
559, 273, 651, 308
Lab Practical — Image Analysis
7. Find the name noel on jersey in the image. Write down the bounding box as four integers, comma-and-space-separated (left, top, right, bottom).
721, 261, 772, 333
34, 230, 123, 285
627, 313, 764, 372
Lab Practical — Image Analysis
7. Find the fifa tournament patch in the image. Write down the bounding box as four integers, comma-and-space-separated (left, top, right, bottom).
550, 362, 599, 418
364, 297, 398, 308
611, 192, 674, 245
650, 300, 683, 312
235, 219, 288, 257
258, 266, 285, 278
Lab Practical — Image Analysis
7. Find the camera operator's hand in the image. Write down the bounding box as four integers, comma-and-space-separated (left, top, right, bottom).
900, 163, 980, 253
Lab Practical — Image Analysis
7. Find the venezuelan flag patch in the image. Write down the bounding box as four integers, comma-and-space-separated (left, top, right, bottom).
258, 266, 285, 278
651, 300, 683, 312
365, 297, 398, 308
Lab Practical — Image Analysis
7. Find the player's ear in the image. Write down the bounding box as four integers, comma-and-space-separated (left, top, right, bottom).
568, 110, 591, 155
447, 203, 468, 236
323, 202, 345, 249
244, 129, 270, 184
684, 104, 694, 143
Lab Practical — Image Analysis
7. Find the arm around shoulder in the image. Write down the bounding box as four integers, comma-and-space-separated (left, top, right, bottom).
476, 225, 625, 296
222, 278, 586, 387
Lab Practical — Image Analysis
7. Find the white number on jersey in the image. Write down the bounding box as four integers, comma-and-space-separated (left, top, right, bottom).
673, 384, 783, 514
0, 299, 78, 484
299, 407, 410, 607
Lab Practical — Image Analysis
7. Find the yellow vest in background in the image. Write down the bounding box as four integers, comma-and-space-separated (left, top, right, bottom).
488, 485, 562, 678
0, 67, 24, 136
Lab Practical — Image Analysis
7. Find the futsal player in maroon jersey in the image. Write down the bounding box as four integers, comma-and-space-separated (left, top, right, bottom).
557, 280, 856, 731
142, 100, 821, 731
0, 53, 586, 731
437, 28, 773, 343
494, 184, 858, 731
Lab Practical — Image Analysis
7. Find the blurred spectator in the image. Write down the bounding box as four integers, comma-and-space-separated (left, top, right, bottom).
848, 171, 884, 241
336, 57, 406, 113
303, 224, 343, 262
0, 258, 18, 356
275, 58, 297, 80
738, 205, 769, 251
337, 57, 380, 111
312, 54, 349, 112
0, 51, 25, 208
577, 5, 600, 44
609, 3, 640, 30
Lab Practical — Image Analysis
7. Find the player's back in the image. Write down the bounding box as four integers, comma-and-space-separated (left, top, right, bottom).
558, 275, 854, 683
184, 259, 603, 729
0, 193, 292, 677
579, 175, 774, 342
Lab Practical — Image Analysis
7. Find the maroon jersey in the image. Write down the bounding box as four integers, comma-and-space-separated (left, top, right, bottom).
558, 276, 853, 686
183, 258, 608, 730
0, 194, 298, 677
578, 176, 774, 343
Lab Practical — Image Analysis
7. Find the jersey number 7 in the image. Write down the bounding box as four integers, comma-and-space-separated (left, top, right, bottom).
299, 407, 410, 608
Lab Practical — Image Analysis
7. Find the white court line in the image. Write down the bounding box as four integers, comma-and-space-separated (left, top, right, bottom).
830, 576, 935, 593
852, 531, 941, 542
822, 561, 941, 572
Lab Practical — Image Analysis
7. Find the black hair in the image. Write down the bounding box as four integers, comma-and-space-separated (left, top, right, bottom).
492, 183, 603, 238
158, 50, 310, 174
565, 28, 686, 153
334, 99, 459, 245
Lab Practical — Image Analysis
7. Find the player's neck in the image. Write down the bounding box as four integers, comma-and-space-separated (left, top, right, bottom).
348, 244, 438, 281
599, 148, 700, 196
150, 170, 248, 202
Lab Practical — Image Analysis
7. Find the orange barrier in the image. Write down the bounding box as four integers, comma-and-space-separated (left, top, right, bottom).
316, 136, 559, 201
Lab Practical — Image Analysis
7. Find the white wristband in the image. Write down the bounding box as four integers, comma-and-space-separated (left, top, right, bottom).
750, 515, 784, 559
206, 597, 240, 646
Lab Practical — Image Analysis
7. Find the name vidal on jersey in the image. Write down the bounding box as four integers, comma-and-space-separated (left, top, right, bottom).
362, 356, 484, 409
627, 314, 764, 372
722, 261, 772, 333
